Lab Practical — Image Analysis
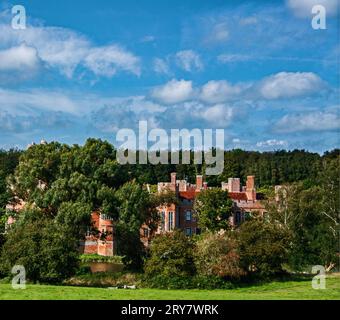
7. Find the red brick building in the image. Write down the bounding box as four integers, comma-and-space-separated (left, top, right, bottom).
149, 173, 266, 245
6, 172, 266, 257
80, 212, 115, 256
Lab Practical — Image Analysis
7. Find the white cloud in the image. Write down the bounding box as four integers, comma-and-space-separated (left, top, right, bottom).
259, 72, 325, 99
275, 110, 340, 133
217, 54, 251, 63
256, 139, 288, 147
287, 0, 338, 17
200, 80, 243, 103
210, 22, 229, 43
153, 58, 171, 75
84, 45, 141, 77
0, 44, 41, 71
151, 79, 195, 104
0, 18, 140, 78
0, 88, 83, 114
199, 104, 234, 126
175, 50, 203, 72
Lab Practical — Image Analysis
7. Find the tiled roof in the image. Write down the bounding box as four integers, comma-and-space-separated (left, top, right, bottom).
228, 192, 248, 201
179, 190, 197, 200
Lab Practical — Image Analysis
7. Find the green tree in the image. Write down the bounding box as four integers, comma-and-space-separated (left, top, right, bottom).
114, 181, 176, 270
194, 232, 245, 278
236, 218, 291, 276
144, 231, 195, 278
194, 188, 233, 232
0, 209, 79, 283
267, 175, 339, 271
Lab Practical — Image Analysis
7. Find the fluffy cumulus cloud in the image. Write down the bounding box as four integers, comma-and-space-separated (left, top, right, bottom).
0, 17, 140, 79
274, 109, 340, 133
199, 104, 234, 126
287, 0, 339, 17
200, 80, 243, 103
259, 72, 325, 99
0, 44, 41, 71
175, 50, 203, 72
151, 79, 195, 104
256, 139, 288, 147
150, 72, 328, 105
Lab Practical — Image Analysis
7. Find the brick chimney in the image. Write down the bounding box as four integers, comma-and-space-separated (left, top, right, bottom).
171, 172, 177, 186
196, 175, 203, 191
246, 175, 256, 201
228, 178, 240, 192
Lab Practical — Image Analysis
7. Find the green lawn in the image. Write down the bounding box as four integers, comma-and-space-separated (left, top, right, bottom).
0, 276, 339, 300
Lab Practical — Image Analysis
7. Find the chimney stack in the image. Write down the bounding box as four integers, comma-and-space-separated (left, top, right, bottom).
171, 172, 177, 186
196, 175, 203, 191
228, 178, 240, 192
246, 176, 256, 201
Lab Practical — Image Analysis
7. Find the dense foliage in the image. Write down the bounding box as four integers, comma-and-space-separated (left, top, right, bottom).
236, 219, 292, 276
0, 209, 79, 283
0, 142, 338, 284
0, 149, 21, 232
194, 232, 245, 278
194, 189, 233, 232
144, 231, 196, 278
267, 156, 339, 271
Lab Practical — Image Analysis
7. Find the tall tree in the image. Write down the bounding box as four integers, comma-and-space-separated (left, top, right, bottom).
194, 188, 233, 232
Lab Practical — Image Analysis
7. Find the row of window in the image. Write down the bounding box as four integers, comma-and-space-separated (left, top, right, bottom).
159, 210, 194, 232
143, 226, 199, 237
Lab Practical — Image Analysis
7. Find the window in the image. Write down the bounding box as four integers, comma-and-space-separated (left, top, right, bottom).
185, 228, 191, 236
185, 210, 192, 221
143, 228, 149, 237
161, 211, 165, 231
168, 212, 173, 231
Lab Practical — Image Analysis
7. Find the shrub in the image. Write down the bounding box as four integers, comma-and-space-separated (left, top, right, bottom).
144, 230, 195, 278
194, 232, 246, 279
80, 254, 122, 264
143, 274, 234, 290
0, 214, 80, 283
64, 272, 141, 288
236, 218, 291, 276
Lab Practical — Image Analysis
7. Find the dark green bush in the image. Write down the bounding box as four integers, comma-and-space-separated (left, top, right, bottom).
144, 230, 195, 278
0, 213, 80, 283
143, 274, 234, 290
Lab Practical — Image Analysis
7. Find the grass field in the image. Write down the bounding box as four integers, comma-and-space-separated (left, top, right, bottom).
0, 275, 339, 300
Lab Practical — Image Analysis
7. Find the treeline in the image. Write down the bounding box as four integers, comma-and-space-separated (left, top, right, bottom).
0, 142, 338, 189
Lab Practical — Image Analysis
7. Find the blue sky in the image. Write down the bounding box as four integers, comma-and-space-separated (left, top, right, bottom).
0, 0, 339, 152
